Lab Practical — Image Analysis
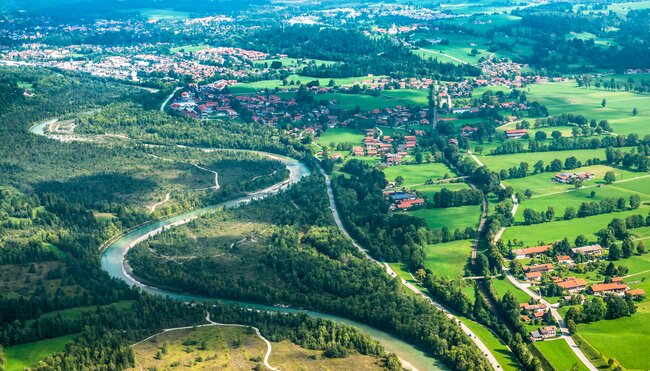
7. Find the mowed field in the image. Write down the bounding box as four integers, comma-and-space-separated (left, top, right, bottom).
502, 206, 650, 247
408, 205, 482, 232
526, 81, 650, 135
316, 128, 365, 147
5, 334, 77, 371
422, 239, 473, 278
383, 162, 457, 187
478, 147, 626, 172
534, 340, 589, 371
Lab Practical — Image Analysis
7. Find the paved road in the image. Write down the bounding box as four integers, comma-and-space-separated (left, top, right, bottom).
160, 87, 181, 112
319, 167, 502, 370
467, 150, 597, 371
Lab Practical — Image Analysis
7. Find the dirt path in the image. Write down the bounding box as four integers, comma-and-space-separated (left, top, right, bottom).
132, 312, 278, 371
149, 193, 171, 212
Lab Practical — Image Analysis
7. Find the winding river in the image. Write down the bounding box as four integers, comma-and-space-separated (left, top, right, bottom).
31, 120, 445, 371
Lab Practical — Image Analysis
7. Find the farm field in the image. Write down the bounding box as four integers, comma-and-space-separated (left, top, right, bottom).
534, 339, 589, 371
490, 277, 531, 303
504, 164, 645, 196
408, 205, 482, 232
502, 206, 650, 247
383, 162, 457, 187
478, 147, 626, 171
462, 319, 520, 371
5, 334, 77, 371
525, 81, 650, 135
406, 182, 472, 200
422, 239, 473, 278
514, 181, 650, 223
316, 127, 364, 147
169, 44, 210, 53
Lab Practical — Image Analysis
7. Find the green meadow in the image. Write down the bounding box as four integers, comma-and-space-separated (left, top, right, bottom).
490, 277, 531, 303
534, 340, 589, 371
479, 147, 624, 172
526, 81, 650, 135
383, 162, 457, 187
502, 206, 650, 247
316, 128, 364, 147
423, 239, 473, 278
5, 334, 77, 371
408, 205, 482, 232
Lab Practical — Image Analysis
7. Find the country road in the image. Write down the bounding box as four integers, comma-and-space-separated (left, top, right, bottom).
467, 150, 598, 371
318, 166, 502, 370
161, 87, 181, 112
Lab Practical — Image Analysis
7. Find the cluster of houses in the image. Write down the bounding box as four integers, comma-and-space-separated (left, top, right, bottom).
513, 243, 646, 298
355, 131, 419, 165
553, 172, 595, 184
384, 191, 425, 211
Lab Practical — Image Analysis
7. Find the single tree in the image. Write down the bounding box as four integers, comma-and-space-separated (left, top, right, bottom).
632, 107, 638, 116
604, 171, 616, 184
601, 98, 607, 108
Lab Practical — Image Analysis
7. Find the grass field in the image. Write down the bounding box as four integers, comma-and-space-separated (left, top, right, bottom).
131, 8, 190, 20
526, 81, 650, 135
462, 319, 521, 371
490, 277, 531, 303
316, 128, 364, 147
383, 162, 457, 187
479, 147, 623, 172
5, 334, 77, 371
421, 239, 473, 278
408, 205, 482, 232
170, 44, 210, 53
502, 206, 650, 247
405, 182, 472, 200
534, 340, 589, 371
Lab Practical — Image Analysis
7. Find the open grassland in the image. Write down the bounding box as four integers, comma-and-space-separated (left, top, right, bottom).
379, 89, 429, 106
504, 164, 645, 195
170, 44, 210, 53
479, 147, 622, 172
406, 182, 472, 200
315, 93, 400, 110
462, 319, 521, 371
231, 75, 385, 94
130, 325, 385, 371
316, 128, 364, 147
577, 300, 650, 370
131, 8, 190, 20
502, 206, 650, 247
408, 205, 482, 231
422, 240, 473, 278
5, 334, 77, 371
526, 81, 650, 135
130, 326, 266, 370
534, 340, 589, 371
514, 177, 650, 223
490, 277, 531, 303
383, 162, 457, 187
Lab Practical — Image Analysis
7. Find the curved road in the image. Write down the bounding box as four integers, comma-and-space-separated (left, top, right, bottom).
319, 167, 501, 370
467, 150, 597, 371
161, 87, 182, 112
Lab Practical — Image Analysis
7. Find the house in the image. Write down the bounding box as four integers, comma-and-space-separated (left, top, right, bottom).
626, 289, 645, 299
352, 146, 365, 156
590, 283, 629, 296
554, 172, 595, 184
556, 255, 574, 265
513, 245, 552, 259
396, 198, 425, 210
530, 326, 557, 341
460, 126, 478, 137
571, 244, 603, 256
388, 192, 417, 202
525, 272, 542, 281
520, 303, 547, 314
557, 278, 587, 293
505, 129, 528, 138
525, 263, 554, 274
448, 138, 459, 145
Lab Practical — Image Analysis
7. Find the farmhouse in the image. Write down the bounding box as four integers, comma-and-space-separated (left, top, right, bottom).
525, 272, 542, 281
460, 126, 479, 137
513, 245, 551, 259
556, 255, 574, 265
590, 283, 629, 296
520, 303, 547, 316
554, 172, 595, 184
505, 129, 528, 138
395, 198, 425, 210
571, 244, 603, 256
626, 289, 646, 299
525, 263, 554, 274
530, 326, 557, 342
557, 278, 587, 293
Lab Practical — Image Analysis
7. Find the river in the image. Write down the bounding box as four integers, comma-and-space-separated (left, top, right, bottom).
30, 119, 445, 371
